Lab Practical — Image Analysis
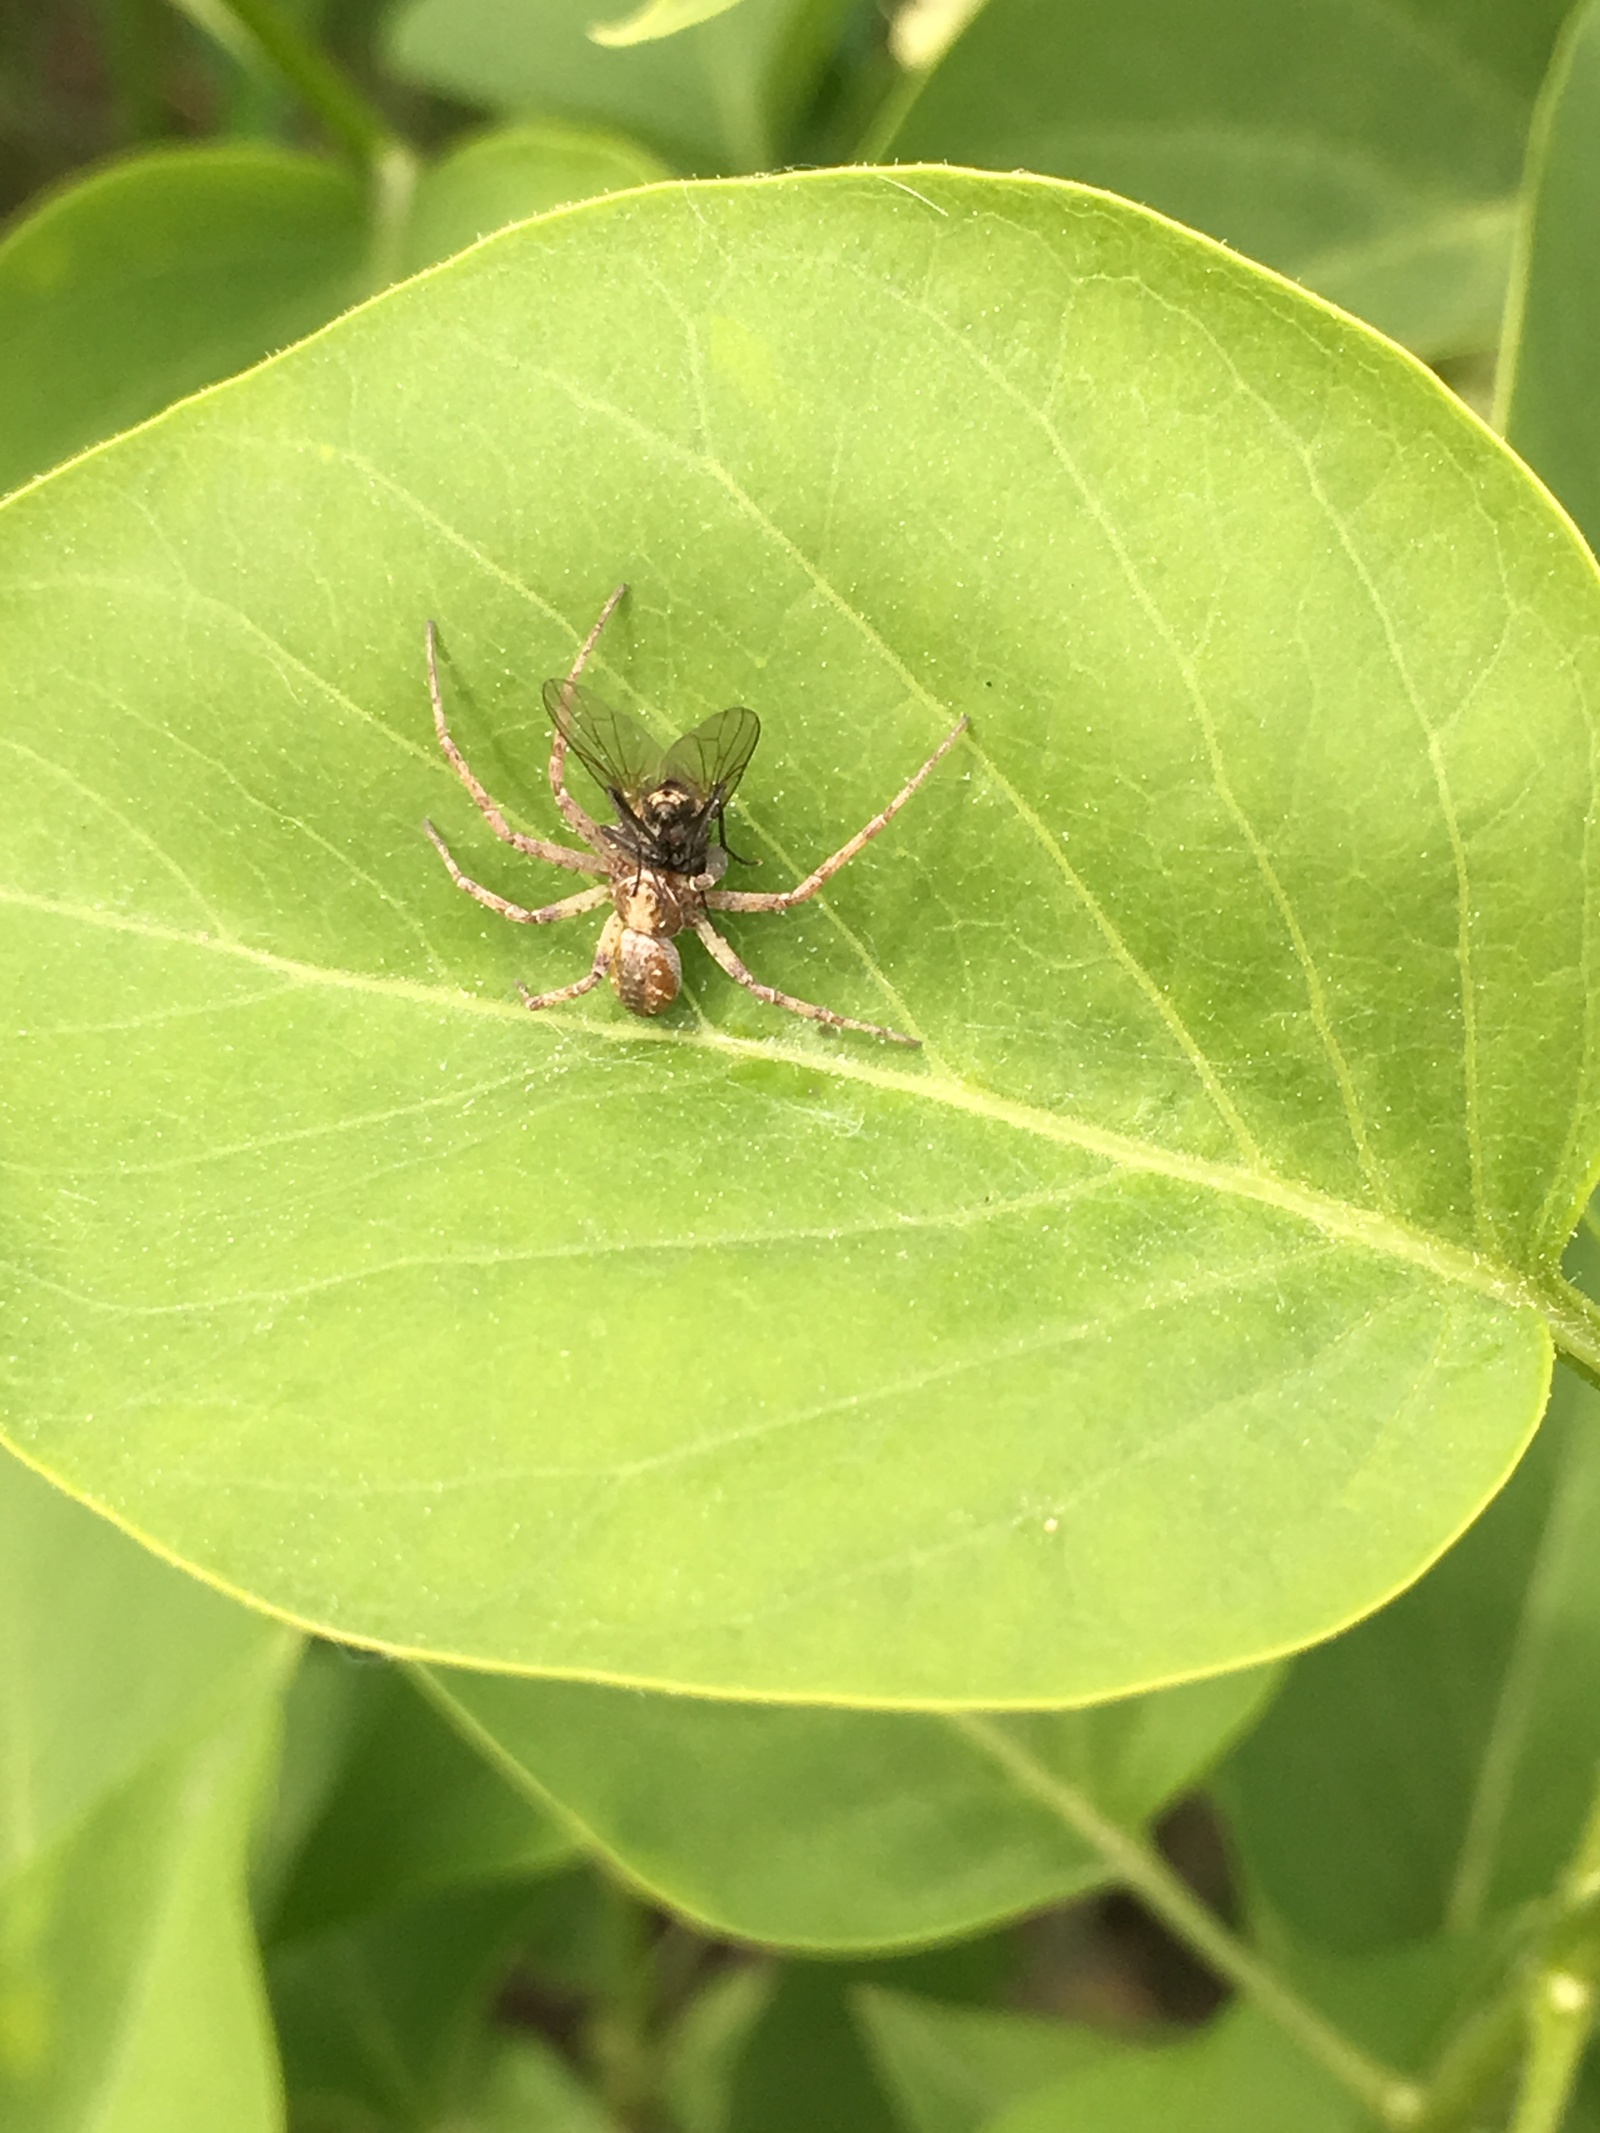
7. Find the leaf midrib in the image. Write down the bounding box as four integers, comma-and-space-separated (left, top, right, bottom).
1, 880, 1565, 1331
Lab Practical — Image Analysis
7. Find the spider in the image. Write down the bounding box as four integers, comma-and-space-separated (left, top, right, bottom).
422, 584, 968, 1046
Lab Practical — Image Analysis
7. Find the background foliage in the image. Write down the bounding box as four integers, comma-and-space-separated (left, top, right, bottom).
7, 1, 1600, 2128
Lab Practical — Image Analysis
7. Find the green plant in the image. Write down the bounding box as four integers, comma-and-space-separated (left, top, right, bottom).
7, 1, 1600, 2127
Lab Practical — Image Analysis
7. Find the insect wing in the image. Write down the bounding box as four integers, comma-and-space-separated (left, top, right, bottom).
661, 706, 761, 806
543, 678, 663, 801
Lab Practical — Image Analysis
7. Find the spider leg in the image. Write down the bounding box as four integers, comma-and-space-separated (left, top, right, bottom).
519, 915, 620, 1013
548, 582, 628, 844
706, 715, 968, 914
692, 917, 918, 1047
425, 621, 607, 875
426, 822, 614, 924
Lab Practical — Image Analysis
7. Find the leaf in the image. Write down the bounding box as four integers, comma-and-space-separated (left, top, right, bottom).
979, 2004, 1362, 2133
0, 1451, 294, 2132
403, 120, 674, 276
719, 1965, 904, 2133
250, 1640, 378, 1922
882, 0, 1570, 356
4, 169, 1600, 1703
268, 1883, 544, 2130
385, 0, 849, 171
470, 2034, 617, 2131
854, 1987, 1115, 2133
1499, 0, 1600, 547
0, 145, 366, 498
590, 0, 749, 49
664, 1965, 776, 2133
863, 1939, 1495, 2133
418, 1665, 1274, 1946
1216, 1376, 1600, 1953
0, 125, 672, 499
264, 1653, 577, 1941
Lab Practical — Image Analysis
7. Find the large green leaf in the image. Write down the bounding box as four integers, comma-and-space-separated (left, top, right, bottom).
883, 0, 1570, 356
386, 0, 846, 171
0, 1451, 294, 2132
1500, 0, 1600, 546
4, 169, 1600, 1703
0, 146, 366, 498
419, 1664, 1272, 1947
1217, 1376, 1600, 1953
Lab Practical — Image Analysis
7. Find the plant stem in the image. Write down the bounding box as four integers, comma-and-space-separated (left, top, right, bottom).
1507, 1780, 1600, 2133
1411, 1773, 1600, 2133
1509, 1970, 1598, 2133
947, 1713, 1424, 2128
1539, 1277, 1600, 1391
209, 0, 402, 166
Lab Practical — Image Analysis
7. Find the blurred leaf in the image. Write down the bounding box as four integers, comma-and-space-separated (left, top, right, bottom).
269, 1884, 542, 2131
884, 0, 1571, 355
251, 1642, 378, 1924
858, 1933, 1496, 2133
1281, 1932, 1506, 2074
419, 1666, 1274, 1947
386, 0, 850, 170
1217, 1377, 1600, 1953
0, 145, 366, 497
0, 123, 671, 500
978, 1933, 1503, 2131
403, 120, 671, 274
507, 1861, 647, 1999
979, 2004, 1361, 2133
0, 1450, 280, 1877
0, 1450, 294, 2132
4, 171, 1600, 1701
855, 1987, 1114, 2133
265, 1654, 577, 1941
590, 0, 749, 49
721, 1965, 903, 2133
1500, 0, 1600, 546
469, 2033, 616, 2129
664, 1965, 776, 2133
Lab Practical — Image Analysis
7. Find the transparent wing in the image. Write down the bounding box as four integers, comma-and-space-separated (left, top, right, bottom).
543, 678, 664, 801
661, 706, 761, 806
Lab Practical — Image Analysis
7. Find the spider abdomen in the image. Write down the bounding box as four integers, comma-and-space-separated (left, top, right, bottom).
612, 926, 681, 1015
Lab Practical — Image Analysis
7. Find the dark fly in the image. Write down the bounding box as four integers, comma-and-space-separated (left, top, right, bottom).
541, 680, 761, 875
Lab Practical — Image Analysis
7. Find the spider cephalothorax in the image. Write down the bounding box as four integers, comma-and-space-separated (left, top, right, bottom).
422, 584, 967, 1046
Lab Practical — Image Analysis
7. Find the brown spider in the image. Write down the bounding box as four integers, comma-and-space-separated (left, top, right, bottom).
422, 585, 968, 1046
